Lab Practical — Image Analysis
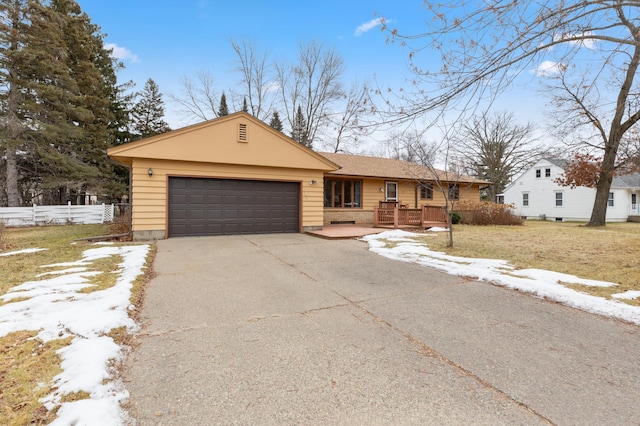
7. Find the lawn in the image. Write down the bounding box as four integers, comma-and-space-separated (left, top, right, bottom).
421, 220, 640, 304
0, 224, 154, 425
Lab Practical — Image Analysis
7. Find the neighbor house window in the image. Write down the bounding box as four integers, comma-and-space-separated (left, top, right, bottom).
555, 192, 563, 207
545, 168, 551, 177
448, 184, 459, 200
608, 192, 614, 207
420, 182, 433, 200
324, 179, 362, 208
523, 193, 529, 207
535, 169, 541, 178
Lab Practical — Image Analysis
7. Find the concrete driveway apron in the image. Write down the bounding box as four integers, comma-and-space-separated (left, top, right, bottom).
124, 234, 640, 425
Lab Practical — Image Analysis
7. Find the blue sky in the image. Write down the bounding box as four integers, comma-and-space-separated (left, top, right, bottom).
77, 0, 552, 146
78, 1, 436, 127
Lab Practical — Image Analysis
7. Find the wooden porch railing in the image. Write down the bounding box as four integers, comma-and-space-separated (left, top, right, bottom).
374, 205, 447, 228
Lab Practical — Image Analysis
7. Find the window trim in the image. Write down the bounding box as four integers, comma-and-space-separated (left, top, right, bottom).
522, 192, 529, 207
448, 184, 459, 201
608, 192, 614, 207
555, 191, 563, 207
545, 168, 551, 178
323, 178, 362, 209
419, 182, 433, 200
535, 169, 541, 178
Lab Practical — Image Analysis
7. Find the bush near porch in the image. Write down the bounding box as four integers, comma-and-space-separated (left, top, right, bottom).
454, 201, 524, 226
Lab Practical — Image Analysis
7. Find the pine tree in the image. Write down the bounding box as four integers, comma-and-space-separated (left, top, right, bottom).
269, 111, 283, 132
218, 92, 229, 117
242, 97, 248, 113
0, 0, 125, 205
0, 0, 29, 206
131, 78, 171, 139
291, 106, 310, 147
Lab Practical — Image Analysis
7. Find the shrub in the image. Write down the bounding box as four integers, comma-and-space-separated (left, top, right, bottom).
449, 211, 462, 224
108, 210, 131, 239
454, 201, 524, 226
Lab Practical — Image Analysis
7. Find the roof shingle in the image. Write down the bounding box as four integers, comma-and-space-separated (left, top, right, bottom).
319, 152, 490, 185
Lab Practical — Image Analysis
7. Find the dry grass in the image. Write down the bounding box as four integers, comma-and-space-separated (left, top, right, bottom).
418, 220, 640, 305
0, 224, 155, 424
0, 331, 71, 425
0, 224, 110, 295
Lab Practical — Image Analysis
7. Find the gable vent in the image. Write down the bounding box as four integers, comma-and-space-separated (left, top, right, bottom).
238, 123, 248, 142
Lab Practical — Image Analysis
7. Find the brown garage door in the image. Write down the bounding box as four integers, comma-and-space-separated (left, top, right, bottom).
168, 177, 300, 237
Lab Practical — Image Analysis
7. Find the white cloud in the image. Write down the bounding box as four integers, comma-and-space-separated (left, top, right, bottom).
354, 17, 386, 36
104, 43, 140, 63
553, 31, 597, 50
264, 81, 280, 94
532, 60, 565, 77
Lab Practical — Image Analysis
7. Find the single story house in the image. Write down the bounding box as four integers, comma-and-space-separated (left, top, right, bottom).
108, 112, 489, 240
501, 158, 640, 222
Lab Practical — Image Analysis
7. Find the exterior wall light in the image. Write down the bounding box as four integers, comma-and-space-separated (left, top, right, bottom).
148, 168, 153, 177
309, 180, 317, 185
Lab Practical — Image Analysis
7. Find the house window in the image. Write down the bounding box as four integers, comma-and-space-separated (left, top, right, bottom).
523, 193, 529, 207
535, 169, 541, 178
608, 192, 614, 207
324, 179, 362, 208
555, 192, 563, 207
448, 184, 459, 200
545, 168, 551, 177
419, 182, 433, 200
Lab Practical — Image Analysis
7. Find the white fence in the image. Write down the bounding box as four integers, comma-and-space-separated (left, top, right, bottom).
0, 203, 114, 227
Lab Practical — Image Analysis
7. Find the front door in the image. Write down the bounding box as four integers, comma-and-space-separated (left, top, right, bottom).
385, 181, 398, 202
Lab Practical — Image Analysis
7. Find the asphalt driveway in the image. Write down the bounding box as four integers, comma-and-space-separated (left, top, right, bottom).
124, 233, 640, 425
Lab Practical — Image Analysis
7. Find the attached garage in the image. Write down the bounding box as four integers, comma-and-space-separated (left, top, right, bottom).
168, 177, 300, 237
107, 112, 338, 240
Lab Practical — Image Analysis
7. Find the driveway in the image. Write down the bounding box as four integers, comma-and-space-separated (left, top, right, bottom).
124, 234, 640, 425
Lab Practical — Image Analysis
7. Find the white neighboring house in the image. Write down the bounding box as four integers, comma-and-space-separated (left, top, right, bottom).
502, 158, 640, 222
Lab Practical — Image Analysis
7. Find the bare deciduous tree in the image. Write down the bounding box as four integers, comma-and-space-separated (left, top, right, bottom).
230, 39, 275, 121
406, 136, 466, 248
167, 70, 219, 123
383, 1, 640, 226
454, 111, 543, 201
276, 40, 344, 148
323, 82, 372, 153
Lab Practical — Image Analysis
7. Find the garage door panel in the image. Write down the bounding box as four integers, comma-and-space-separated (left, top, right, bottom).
169, 177, 299, 237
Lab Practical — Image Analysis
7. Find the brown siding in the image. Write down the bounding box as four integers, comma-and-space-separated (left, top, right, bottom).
323, 177, 482, 225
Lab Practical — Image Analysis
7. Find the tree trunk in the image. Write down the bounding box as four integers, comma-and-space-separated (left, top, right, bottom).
588, 179, 611, 226
588, 143, 617, 226
5, 146, 20, 207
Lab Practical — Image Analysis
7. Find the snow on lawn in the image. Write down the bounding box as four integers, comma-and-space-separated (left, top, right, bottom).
0, 247, 48, 257
0, 243, 150, 426
362, 230, 640, 326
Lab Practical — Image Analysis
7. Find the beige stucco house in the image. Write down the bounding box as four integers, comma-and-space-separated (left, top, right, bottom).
108, 112, 488, 240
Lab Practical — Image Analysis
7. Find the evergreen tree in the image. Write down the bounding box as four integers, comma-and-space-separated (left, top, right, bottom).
291, 106, 310, 147
0, 0, 29, 206
0, 0, 124, 205
218, 92, 229, 117
269, 111, 283, 132
131, 78, 171, 139
242, 97, 248, 113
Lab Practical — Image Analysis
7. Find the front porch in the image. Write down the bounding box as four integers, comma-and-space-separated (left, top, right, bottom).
374, 205, 449, 229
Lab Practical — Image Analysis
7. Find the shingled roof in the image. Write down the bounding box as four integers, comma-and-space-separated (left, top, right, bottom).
318, 152, 491, 185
